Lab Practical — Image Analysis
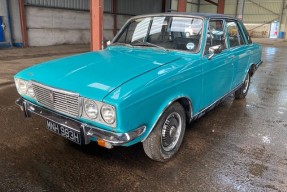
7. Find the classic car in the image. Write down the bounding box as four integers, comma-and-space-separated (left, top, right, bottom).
14, 13, 262, 162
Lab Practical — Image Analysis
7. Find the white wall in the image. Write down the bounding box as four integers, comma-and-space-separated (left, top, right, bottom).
25, 6, 132, 46
9, 0, 22, 44
26, 6, 90, 46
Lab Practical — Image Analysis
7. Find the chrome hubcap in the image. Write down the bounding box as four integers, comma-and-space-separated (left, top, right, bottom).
243, 73, 250, 94
161, 112, 182, 152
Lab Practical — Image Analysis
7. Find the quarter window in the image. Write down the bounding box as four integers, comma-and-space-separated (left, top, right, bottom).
205, 20, 226, 54
226, 20, 245, 47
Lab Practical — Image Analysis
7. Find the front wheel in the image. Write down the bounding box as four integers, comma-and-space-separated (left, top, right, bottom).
143, 102, 186, 162
234, 72, 250, 99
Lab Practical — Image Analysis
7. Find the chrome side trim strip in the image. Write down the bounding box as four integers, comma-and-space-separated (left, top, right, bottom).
192, 82, 244, 120
142, 82, 244, 142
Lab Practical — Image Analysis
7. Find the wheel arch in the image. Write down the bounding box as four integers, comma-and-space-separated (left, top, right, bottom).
141, 96, 193, 142
249, 63, 257, 77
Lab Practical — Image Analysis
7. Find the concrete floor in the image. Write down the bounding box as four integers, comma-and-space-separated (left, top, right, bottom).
0, 40, 287, 191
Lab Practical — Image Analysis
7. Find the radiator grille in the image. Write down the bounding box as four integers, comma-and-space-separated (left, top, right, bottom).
32, 83, 79, 117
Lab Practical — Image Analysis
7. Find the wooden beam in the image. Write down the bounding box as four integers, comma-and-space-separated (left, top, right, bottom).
112, 0, 117, 36
90, 0, 103, 51
18, 0, 28, 47
217, 0, 225, 14
204, 0, 218, 6
162, 0, 166, 12
177, 0, 187, 12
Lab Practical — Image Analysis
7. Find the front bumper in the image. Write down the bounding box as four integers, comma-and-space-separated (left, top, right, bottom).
15, 97, 146, 147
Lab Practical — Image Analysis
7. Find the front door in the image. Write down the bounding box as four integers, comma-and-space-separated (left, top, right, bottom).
200, 19, 234, 109
226, 20, 250, 89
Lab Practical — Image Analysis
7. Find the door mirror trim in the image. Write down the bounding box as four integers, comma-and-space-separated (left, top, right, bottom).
208, 45, 222, 60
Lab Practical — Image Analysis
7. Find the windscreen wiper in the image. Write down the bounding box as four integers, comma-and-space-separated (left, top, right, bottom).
110, 42, 133, 48
131, 41, 167, 51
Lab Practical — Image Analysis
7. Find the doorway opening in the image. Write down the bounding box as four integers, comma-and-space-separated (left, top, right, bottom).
269, 21, 279, 39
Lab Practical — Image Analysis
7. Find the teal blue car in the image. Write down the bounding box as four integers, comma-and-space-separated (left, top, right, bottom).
15, 13, 262, 162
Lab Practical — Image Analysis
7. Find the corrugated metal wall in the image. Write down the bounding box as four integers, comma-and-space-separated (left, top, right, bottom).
224, 0, 237, 17
24, 0, 113, 12
24, 0, 90, 10
24, 0, 165, 14
223, 0, 286, 24
224, 0, 287, 37
171, 0, 199, 12
243, 0, 283, 23
116, 0, 163, 15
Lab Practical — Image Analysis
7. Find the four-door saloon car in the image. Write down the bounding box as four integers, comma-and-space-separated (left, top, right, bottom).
15, 13, 262, 162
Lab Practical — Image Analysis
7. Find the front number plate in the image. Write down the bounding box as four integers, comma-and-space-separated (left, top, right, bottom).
46, 120, 81, 144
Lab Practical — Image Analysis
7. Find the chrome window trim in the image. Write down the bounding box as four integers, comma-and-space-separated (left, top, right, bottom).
202, 18, 228, 57
112, 15, 205, 54
225, 19, 247, 49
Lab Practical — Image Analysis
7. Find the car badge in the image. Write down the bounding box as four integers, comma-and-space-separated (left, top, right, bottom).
49, 91, 54, 102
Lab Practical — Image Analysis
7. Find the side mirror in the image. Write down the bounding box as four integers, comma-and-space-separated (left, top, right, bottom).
208, 45, 222, 60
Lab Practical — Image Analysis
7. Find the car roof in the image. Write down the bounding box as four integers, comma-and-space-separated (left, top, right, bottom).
132, 12, 238, 20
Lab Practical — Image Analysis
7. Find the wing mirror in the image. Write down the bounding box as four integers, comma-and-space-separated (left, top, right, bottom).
208, 45, 222, 60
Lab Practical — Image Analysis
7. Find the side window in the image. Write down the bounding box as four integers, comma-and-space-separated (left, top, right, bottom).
226, 20, 245, 47
240, 22, 252, 44
205, 20, 226, 54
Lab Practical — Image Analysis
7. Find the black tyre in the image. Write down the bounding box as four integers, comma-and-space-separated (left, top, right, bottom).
235, 72, 251, 99
143, 102, 186, 162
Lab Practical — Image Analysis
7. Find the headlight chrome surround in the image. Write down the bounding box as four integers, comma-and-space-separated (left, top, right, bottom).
81, 97, 116, 128
101, 104, 116, 124
27, 82, 35, 98
84, 99, 99, 119
15, 78, 35, 98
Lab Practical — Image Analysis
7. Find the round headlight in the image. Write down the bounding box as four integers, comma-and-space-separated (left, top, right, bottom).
101, 105, 115, 124
84, 100, 98, 119
27, 84, 35, 98
18, 79, 28, 94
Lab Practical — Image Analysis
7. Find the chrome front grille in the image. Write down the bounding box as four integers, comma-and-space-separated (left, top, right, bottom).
32, 82, 80, 117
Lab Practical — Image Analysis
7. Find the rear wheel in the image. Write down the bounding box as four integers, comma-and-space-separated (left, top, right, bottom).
143, 102, 186, 162
234, 72, 250, 99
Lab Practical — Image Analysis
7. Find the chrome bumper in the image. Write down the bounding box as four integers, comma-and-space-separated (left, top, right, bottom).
15, 97, 145, 147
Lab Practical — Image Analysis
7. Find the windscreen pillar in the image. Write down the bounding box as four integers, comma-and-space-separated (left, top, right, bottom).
90, 0, 103, 51
177, 0, 187, 12
217, 0, 225, 14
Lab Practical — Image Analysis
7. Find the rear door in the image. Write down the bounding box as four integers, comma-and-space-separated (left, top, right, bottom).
200, 19, 234, 109
226, 20, 250, 89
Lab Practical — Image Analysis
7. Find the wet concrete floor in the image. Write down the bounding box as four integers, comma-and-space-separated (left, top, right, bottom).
0, 45, 286, 191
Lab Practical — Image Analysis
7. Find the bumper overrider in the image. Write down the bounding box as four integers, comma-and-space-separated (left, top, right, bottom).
15, 97, 146, 148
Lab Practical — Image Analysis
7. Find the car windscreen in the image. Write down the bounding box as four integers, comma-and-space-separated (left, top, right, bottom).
113, 16, 203, 53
